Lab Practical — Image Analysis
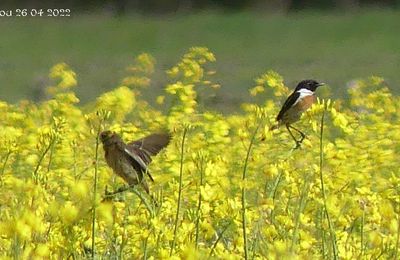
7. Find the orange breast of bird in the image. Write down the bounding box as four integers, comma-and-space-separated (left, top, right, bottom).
295, 94, 316, 112
282, 94, 316, 124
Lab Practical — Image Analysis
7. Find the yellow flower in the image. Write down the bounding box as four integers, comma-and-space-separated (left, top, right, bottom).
34, 244, 50, 257
15, 220, 32, 241
48, 62, 77, 91
249, 85, 265, 96
2, 49, 400, 259
60, 202, 78, 224
96, 86, 135, 122
156, 95, 165, 104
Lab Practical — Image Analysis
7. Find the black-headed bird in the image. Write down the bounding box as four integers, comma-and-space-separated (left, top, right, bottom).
271, 79, 324, 148
100, 131, 171, 194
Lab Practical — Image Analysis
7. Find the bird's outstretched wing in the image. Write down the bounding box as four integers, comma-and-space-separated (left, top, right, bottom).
128, 133, 171, 156
124, 133, 171, 182
276, 91, 300, 121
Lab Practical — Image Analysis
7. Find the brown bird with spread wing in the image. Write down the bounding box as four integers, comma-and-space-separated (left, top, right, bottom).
100, 131, 171, 194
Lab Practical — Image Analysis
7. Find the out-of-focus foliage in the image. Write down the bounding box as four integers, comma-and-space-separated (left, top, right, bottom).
0, 47, 399, 259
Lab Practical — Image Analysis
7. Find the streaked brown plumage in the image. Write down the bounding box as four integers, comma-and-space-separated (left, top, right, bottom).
100, 131, 171, 194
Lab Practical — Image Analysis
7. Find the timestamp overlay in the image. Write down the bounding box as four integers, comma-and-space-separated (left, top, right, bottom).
0, 8, 71, 17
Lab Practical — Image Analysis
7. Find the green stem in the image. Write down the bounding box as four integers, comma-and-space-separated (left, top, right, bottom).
72, 141, 78, 180
241, 121, 262, 260
143, 235, 149, 260
91, 124, 101, 258
344, 218, 356, 253
319, 104, 338, 259
12, 234, 20, 260
395, 204, 400, 259
320, 208, 326, 259
103, 186, 155, 216
268, 170, 283, 200
251, 221, 263, 260
291, 174, 311, 252
47, 139, 56, 172
130, 187, 155, 216
208, 221, 233, 258
33, 139, 53, 184
195, 154, 205, 248
170, 127, 188, 256
360, 206, 365, 258
0, 150, 11, 184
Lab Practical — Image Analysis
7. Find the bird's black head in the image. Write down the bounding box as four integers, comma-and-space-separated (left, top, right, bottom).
295, 80, 325, 92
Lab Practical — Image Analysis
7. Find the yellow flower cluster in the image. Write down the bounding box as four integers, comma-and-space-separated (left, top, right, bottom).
0, 48, 399, 259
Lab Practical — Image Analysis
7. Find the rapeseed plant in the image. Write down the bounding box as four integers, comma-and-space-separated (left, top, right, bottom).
0, 48, 399, 259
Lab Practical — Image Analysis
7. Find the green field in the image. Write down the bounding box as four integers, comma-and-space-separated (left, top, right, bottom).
0, 9, 399, 111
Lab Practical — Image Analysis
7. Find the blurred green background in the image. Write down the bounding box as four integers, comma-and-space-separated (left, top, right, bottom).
0, 0, 399, 112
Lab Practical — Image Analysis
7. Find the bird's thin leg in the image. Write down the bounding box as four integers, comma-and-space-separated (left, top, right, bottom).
104, 185, 130, 198
140, 180, 159, 207
104, 184, 158, 207
286, 125, 301, 148
145, 168, 155, 182
289, 125, 306, 143
141, 179, 150, 194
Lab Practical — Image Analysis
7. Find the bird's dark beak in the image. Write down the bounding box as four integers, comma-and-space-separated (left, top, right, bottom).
317, 82, 325, 87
